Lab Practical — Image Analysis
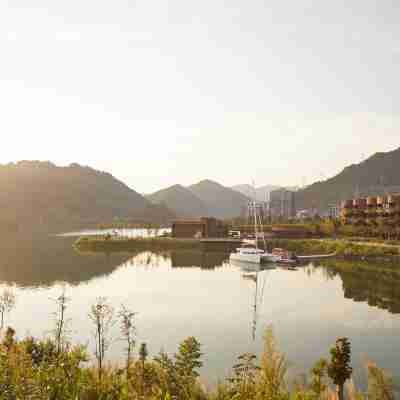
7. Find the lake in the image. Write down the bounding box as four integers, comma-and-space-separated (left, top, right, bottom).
0, 231, 399, 388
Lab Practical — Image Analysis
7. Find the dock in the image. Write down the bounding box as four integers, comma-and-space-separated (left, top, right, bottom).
297, 252, 337, 260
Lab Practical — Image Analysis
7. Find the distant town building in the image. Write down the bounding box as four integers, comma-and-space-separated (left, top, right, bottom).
341, 194, 400, 225
244, 200, 269, 223
268, 189, 296, 220
328, 204, 341, 219
172, 217, 227, 238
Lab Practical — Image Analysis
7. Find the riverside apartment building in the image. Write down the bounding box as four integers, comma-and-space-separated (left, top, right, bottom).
341, 194, 400, 225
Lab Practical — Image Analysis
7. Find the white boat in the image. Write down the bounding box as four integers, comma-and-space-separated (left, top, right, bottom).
229, 198, 281, 264
230, 246, 281, 264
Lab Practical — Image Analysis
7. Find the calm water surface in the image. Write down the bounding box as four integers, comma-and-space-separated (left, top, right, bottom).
0, 232, 399, 387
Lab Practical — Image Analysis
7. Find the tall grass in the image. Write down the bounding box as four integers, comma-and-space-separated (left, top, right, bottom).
0, 324, 395, 400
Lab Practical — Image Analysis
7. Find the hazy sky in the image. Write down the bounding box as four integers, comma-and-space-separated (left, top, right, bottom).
1, 0, 399, 193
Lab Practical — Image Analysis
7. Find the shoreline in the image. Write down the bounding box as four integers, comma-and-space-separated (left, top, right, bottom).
74, 236, 400, 260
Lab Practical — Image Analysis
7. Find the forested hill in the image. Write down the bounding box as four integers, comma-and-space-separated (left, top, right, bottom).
147, 184, 209, 218
148, 180, 250, 219
296, 146, 400, 212
0, 161, 175, 233
188, 179, 250, 219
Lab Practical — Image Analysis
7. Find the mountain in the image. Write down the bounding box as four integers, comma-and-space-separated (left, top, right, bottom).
231, 184, 280, 201
296, 146, 400, 212
147, 184, 209, 218
188, 180, 250, 219
0, 161, 175, 233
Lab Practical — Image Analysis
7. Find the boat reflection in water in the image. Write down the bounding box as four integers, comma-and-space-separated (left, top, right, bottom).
241, 267, 273, 341
229, 257, 277, 272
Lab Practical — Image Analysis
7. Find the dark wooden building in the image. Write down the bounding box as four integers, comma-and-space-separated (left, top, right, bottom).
172, 217, 227, 238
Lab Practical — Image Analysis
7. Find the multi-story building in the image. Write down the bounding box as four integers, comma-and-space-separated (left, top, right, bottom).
328, 204, 341, 219
268, 189, 296, 220
341, 194, 400, 225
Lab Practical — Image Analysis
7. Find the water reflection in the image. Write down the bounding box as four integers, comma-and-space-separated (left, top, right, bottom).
1, 233, 400, 319
0, 235, 399, 385
0, 233, 130, 287
322, 260, 400, 314
170, 251, 229, 270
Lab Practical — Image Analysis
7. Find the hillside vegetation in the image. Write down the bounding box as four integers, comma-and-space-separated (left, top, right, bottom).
0, 161, 175, 233
296, 146, 400, 211
148, 180, 250, 219
188, 179, 250, 218
147, 184, 209, 218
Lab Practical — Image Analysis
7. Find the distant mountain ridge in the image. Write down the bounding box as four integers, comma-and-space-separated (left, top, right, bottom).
6, 147, 399, 231
188, 180, 250, 219
0, 161, 175, 233
296, 146, 400, 212
148, 180, 250, 219
147, 184, 209, 218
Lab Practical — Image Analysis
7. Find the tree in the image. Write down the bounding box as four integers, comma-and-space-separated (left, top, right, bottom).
154, 337, 203, 399
88, 297, 115, 380
174, 336, 203, 382
229, 353, 259, 398
52, 288, 70, 354
327, 337, 353, 400
118, 304, 136, 377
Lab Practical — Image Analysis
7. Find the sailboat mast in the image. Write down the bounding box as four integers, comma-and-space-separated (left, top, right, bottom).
252, 182, 258, 250
253, 200, 258, 250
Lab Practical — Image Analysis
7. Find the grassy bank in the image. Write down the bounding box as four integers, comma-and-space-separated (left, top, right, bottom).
74, 236, 400, 259
74, 236, 203, 252
265, 238, 400, 258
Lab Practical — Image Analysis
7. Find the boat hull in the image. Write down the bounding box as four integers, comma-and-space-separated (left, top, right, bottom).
230, 252, 262, 264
